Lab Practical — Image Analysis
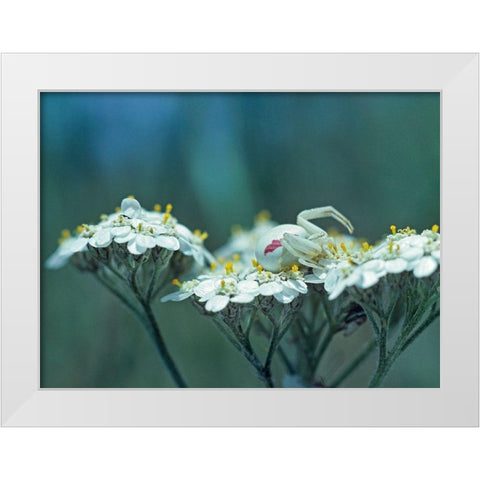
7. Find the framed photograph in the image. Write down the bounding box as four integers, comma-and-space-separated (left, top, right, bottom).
1, 53, 478, 426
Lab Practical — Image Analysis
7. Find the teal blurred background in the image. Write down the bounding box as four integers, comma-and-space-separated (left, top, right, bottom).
40, 92, 440, 388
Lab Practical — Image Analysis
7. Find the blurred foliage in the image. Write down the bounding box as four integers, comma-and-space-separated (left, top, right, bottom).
41, 92, 439, 387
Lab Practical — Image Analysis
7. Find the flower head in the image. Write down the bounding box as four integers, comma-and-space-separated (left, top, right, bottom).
46, 197, 215, 269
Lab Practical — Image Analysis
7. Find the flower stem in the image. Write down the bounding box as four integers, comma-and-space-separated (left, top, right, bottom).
96, 267, 188, 387
140, 302, 188, 388
368, 307, 439, 388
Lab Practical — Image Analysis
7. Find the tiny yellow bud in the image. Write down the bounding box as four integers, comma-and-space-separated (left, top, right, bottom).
100, 214, 108, 221
154, 204, 161, 212
221, 280, 226, 288
362, 242, 369, 252
257, 265, 263, 273
225, 262, 234, 274
163, 213, 171, 224
388, 241, 394, 253
200, 232, 208, 241
149, 227, 154, 234
432, 224, 439, 233
251, 258, 258, 267
291, 264, 299, 272
231, 225, 243, 234
127, 195, 135, 199
390, 225, 397, 235
255, 209, 271, 223
210, 262, 217, 272
172, 278, 182, 287
76, 225, 84, 234
233, 253, 240, 262
166, 203, 173, 214
193, 229, 201, 236
340, 242, 347, 253
61, 229, 71, 238
115, 206, 121, 212
138, 223, 143, 231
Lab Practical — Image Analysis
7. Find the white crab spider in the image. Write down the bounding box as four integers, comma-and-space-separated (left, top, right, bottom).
254, 206, 354, 272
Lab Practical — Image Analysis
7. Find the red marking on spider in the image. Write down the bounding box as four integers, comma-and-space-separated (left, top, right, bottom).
264, 239, 282, 255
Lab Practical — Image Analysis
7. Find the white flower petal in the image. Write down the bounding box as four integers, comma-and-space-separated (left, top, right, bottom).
205, 295, 230, 312
303, 274, 323, 284
194, 279, 217, 298
324, 271, 340, 293
178, 238, 194, 255
237, 280, 259, 293
258, 282, 283, 296
312, 268, 328, 281
407, 236, 428, 248
413, 256, 438, 278
431, 250, 440, 262
327, 279, 348, 300
401, 247, 424, 262
127, 238, 147, 255
121, 198, 142, 218
114, 231, 136, 244
362, 259, 386, 273
161, 291, 193, 302
155, 235, 180, 251
135, 234, 156, 249
69, 237, 90, 253
273, 288, 297, 304
173, 223, 193, 241
89, 229, 113, 248
358, 271, 380, 289
385, 258, 408, 274
45, 249, 71, 269
111, 226, 131, 237
230, 293, 256, 303
284, 279, 308, 294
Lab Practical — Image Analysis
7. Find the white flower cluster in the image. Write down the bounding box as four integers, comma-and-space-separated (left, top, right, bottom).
162, 261, 308, 313
306, 225, 441, 300
46, 197, 214, 269
162, 218, 440, 310
48, 199, 440, 312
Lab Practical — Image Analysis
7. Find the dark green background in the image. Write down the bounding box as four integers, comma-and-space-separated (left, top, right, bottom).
41, 92, 440, 387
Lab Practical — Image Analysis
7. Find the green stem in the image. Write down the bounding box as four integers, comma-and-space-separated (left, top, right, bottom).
211, 315, 273, 387
369, 307, 439, 388
400, 309, 439, 354
146, 257, 168, 302
94, 272, 142, 318
263, 323, 280, 387
255, 320, 294, 374
141, 302, 188, 388
368, 322, 388, 388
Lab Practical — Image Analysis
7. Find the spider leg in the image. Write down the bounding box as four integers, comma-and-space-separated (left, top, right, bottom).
297, 206, 354, 235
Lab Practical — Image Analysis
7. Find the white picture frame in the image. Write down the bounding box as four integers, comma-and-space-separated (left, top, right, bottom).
1, 53, 478, 426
